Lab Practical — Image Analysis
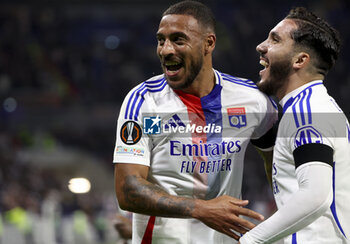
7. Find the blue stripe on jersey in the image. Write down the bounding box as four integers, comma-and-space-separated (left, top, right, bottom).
292, 88, 314, 128
220, 73, 258, 89
295, 82, 323, 97
283, 82, 322, 115
283, 96, 295, 114
124, 77, 165, 120
128, 83, 147, 120
292, 233, 297, 244
268, 96, 278, 110
201, 84, 223, 132
124, 78, 165, 119
222, 77, 258, 89
200, 84, 223, 199
299, 91, 307, 126
227, 75, 256, 86
292, 95, 302, 128
347, 123, 350, 143
133, 79, 167, 120
306, 88, 313, 124
330, 162, 347, 239
125, 79, 163, 119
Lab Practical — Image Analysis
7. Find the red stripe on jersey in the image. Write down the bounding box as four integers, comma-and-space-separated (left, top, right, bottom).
175, 90, 208, 199
175, 90, 205, 119
141, 216, 156, 244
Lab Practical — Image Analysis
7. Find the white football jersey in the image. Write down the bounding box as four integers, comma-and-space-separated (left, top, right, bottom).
273, 80, 350, 243
113, 69, 278, 244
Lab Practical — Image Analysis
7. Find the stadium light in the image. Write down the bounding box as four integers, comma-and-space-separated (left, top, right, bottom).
68, 177, 91, 194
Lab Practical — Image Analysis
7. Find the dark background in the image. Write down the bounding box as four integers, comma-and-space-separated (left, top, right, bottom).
0, 0, 349, 243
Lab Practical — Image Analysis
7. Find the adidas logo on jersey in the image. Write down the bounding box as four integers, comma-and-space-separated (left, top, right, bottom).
163, 114, 186, 130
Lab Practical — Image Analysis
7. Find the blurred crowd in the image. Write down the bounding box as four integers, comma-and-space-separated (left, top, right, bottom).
0, 131, 124, 244
0, 0, 349, 243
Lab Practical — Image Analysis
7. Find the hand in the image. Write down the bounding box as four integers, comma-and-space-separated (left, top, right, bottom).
193, 195, 264, 240
113, 214, 132, 239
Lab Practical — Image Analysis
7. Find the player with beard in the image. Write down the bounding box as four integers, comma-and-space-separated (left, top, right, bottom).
113, 1, 278, 243
240, 7, 350, 244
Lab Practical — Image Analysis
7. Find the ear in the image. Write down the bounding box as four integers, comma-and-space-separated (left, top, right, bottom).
205, 34, 216, 55
293, 52, 310, 69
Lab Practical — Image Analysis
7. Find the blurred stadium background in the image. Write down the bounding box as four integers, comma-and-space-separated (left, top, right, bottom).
0, 0, 349, 243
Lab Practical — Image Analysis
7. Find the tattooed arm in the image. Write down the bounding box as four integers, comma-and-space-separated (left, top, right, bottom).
115, 163, 194, 217
114, 163, 264, 240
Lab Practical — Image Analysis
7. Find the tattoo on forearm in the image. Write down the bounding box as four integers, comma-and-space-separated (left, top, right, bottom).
156, 196, 194, 217
123, 175, 195, 217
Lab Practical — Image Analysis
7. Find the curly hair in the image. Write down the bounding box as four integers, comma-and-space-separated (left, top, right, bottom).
286, 7, 341, 75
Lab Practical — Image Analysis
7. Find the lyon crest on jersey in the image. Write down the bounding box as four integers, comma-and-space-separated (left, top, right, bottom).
227, 107, 247, 128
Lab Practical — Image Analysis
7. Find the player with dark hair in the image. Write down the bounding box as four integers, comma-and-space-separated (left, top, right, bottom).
113, 1, 277, 243
240, 7, 350, 244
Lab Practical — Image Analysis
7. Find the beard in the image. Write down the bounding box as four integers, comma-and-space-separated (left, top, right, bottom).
163, 50, 204, 90
257, 58, 293, 96
178, 55, 203, 90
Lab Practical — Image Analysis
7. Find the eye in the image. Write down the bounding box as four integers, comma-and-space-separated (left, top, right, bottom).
173, 36, 186, 45
268, 32, 281, 44
175, 37, 184, 44
270, 33, 281, 43
272, 36, 279, 43
157, 37, 165, 46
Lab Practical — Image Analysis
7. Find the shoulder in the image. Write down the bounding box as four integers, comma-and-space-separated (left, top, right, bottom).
285, 83, 338, 116
217, 71, 258, 90
217, 71, 277, 110
124, 74, 169, 102
217, 71, 267, 100
120, 74, 169, 120
126, 74, 167, 98
282, 83, 345, 147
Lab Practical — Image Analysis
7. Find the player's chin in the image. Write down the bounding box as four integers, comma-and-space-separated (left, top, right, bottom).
256, 79, 272, 95
166, 79, 185, 90
164, 73, 183, 87
256, 79, 265, 90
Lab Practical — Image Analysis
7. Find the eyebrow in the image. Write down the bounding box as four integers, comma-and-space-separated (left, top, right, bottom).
156, 32, 189, 39
270, 31, 281, 40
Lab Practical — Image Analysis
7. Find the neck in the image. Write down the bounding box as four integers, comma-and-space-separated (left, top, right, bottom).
276, 72, 324, 100
181, 63, 215, 98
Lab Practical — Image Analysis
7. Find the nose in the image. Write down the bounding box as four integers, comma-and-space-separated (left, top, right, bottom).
256, 40, 267, 54
159, 39, 175, 57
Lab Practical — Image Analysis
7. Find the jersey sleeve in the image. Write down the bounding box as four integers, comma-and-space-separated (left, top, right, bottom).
285, 105, 347, 157
250, 95, 279, 150
113, 86, 151, 166
239, 162, 333, 244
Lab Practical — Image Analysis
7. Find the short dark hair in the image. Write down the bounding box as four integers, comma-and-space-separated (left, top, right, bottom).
286, 7, 341, 75
163, 0, 216, 34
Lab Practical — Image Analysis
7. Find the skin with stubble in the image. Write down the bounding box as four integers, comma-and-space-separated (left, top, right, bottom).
157, 15, 204, 91
256, 18, 326, 99
156, 14, 215, 97
256, 19, 299, 99
256, 55, 294, 97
